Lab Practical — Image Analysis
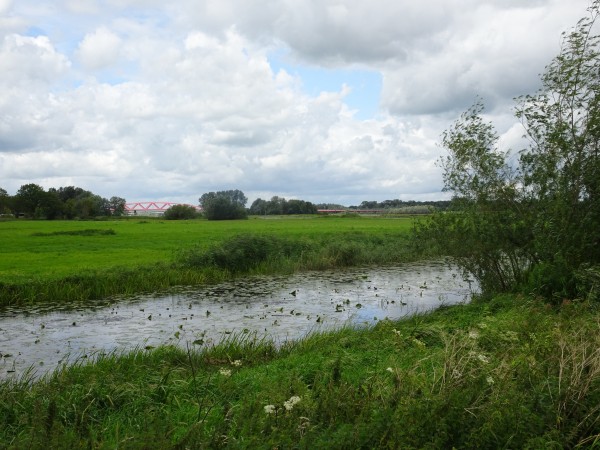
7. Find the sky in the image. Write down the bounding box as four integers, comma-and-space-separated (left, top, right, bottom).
0, 0, 592, 206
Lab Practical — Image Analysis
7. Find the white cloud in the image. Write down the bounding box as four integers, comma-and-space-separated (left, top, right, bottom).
0, 34, 70, 85
77, 26, 122, 70
0, 0, 592, 205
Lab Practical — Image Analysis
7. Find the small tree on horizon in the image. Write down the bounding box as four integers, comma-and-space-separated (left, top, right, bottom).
199, 189, 248, 220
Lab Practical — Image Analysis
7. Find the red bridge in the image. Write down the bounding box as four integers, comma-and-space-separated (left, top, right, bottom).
124, 202, 202, 216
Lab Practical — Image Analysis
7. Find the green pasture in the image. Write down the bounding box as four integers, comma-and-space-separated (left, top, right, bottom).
0, 216, 412, 284
0, 216, 417, 305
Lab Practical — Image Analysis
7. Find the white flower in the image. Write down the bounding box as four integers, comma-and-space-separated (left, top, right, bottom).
477, 354, 490, 364
386, 367, 394, 373
412, 338, 426, 348
486, 376, 495, 385
283, 395, 301, 411
392, 328, 402, 336
232, 360, 242, 367
468, 330, 479, 339
264, 404, 276, 414
219, 368, 232, 377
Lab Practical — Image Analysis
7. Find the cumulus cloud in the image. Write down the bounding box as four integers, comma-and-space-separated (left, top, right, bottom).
0, 0, 592, 205
77, 27, 122, 70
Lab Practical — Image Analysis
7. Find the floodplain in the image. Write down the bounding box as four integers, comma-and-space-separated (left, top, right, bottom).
1, 216, 599, 448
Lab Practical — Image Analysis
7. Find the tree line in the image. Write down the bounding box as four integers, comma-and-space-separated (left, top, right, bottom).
0, 184, 126, 219
249, 196, 318, 215
349, 199, 451, 211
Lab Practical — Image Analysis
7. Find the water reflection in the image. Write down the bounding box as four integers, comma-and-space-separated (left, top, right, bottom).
0, 261, 475, 379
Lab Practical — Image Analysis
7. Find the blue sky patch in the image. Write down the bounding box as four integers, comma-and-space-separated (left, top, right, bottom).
270, 55, 382, 120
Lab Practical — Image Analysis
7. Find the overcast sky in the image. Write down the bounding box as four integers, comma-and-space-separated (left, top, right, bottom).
0, 0, 591, 206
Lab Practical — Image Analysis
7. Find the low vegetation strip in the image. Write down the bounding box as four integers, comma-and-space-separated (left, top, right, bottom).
1, 295, 598, 448
30, 228, 116, 237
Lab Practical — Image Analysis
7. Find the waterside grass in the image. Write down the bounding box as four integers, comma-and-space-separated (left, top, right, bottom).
2, 294, 599, 448
0, 216, 422, 306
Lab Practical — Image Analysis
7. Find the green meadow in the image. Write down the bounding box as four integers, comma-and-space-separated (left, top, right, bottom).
0, 216, 418, 305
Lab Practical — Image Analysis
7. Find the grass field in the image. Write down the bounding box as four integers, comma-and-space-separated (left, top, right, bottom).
0, 216, 419, 305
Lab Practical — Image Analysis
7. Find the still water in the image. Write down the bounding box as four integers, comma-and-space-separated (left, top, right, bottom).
0, 261, 475, 379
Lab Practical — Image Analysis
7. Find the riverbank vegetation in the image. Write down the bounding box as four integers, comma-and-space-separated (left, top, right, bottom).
2, 294, 599, 448
417, 1, 600, 304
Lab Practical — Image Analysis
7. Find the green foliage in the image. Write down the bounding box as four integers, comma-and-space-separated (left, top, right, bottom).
420, 3, 600, 301
179, 234, 305, 272
163, 204, 199, 220
6, 184, 124, 219
200, 189, 248, 220
249, 196, 318, 215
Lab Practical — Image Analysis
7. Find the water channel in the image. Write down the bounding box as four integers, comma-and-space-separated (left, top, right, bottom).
0, 261, 476, 380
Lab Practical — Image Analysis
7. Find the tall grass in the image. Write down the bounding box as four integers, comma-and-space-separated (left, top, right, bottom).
178, 232, 418, 274
2, 295, 599, 448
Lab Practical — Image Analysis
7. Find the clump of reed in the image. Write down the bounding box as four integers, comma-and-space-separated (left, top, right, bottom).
177, 232, 417, 274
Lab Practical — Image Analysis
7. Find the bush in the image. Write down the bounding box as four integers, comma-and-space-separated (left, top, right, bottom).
163, 204, 199, 220
179, 234, 309, 272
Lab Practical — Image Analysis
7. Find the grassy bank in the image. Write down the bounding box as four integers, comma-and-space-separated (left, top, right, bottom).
2, 294, 599, 448
0, 216, 421, 306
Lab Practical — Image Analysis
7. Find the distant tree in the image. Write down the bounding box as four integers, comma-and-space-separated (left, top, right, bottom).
41, 190, 64, 220
52, 186, 91, 203
200, 189, 248, 220
266, 196, 285, 215
108, 196, 126, 216
73, 195, 105, 219
249, 196, 318, 215
200, 189, 247, 209
249, 198, 269, 215
359, 200, 379, 209
14, 184, 47, 218
0, 188, 11, 215
286, 199, 318, 214
164, 204, 199, 220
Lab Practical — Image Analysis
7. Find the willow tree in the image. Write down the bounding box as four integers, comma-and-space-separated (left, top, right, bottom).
422, 1, 600, 301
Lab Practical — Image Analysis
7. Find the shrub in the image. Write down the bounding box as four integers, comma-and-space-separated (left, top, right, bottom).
163, 204, 199, 220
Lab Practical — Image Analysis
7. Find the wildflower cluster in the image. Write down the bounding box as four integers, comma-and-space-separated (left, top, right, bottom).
264, 395, 302, 415
284, 395, 302, 411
